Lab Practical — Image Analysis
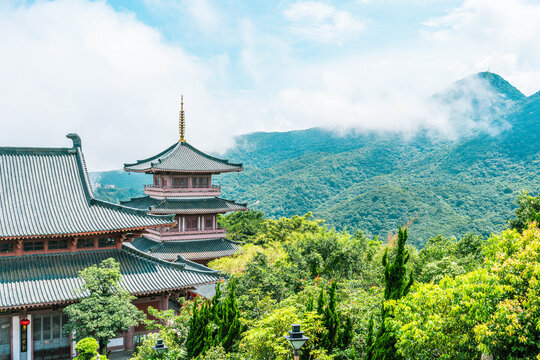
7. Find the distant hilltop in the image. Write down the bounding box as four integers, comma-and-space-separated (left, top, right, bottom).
92, 72, 540, 247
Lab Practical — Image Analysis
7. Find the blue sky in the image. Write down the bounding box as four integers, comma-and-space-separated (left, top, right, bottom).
1, 0, 539, 170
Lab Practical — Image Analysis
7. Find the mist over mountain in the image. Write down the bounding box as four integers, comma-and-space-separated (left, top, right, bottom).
91, 72, 540, 246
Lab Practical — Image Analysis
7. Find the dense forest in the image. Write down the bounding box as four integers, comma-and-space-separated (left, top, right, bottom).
128, 191, 540, 359
91, 72, 540, 247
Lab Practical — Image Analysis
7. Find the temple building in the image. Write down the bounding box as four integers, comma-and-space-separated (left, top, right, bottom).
0, 134, 221, 360
122, 97, 247, 265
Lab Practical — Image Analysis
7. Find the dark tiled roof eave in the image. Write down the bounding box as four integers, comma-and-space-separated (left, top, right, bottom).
121, 196, 248, 214
130, 236, 241, 261
123, 142, 243, 173
0, 246, 221, 310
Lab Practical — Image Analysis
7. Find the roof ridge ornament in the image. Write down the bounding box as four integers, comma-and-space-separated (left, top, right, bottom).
66, 133, 81, 148
179, 95, 186, 143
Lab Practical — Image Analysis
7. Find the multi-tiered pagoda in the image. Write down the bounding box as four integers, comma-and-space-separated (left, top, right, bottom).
122, 97, 247, 265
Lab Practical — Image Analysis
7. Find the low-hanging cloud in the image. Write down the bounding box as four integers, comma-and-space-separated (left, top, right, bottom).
0, 0, 539, 171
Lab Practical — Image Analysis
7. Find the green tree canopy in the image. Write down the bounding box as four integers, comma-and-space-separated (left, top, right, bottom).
390, 224, 540, 359
64, 258, 143, 353
508, 191, 540, 232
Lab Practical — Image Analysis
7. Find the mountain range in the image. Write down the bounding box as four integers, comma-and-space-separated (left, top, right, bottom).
91, 72, 540, 247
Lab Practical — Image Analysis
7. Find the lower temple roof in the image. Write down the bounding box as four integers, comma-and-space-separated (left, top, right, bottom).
121, 196, 248, 215
129, 236, 241, 261
0, 245, 220, 310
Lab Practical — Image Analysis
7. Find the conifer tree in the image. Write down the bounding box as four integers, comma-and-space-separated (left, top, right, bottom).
369, 226, 414, 360
311, 281, 353, 357
365, 315, 374, 360
321, 281, 339, 351
215, 279, 242, 352
185, 281, 242, 358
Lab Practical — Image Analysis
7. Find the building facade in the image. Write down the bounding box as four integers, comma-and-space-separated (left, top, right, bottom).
122, 98, 247, 264
0, 134, 221, 360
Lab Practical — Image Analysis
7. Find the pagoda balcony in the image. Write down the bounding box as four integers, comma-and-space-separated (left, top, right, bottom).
144, 184, 221, 197
145, 226, 227, 241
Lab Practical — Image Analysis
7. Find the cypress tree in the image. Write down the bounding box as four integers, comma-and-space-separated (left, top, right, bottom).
371, 226, 414, 360
365, 314, 374, 360
185, 298, 213, 358
339, 316, 353, 349
315, 281, 349, 354
306, 295, 314, 312
186, 281, 243, 358
321, 281, 339, 351
215, 279, 242, 352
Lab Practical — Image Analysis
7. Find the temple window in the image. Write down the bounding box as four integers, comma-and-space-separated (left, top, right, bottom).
98, 238, 116, 248
48, 239, 68, 250
0, 242, 13, 253
186, 217, 198, 230
172, 177, 188, 188
205, 217, 213, 229
77, 238, 95, 249
23, 241, 44, 252
192, 177, 209, 188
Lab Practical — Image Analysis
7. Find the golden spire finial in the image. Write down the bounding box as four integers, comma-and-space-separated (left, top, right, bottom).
179, 95, 186, 142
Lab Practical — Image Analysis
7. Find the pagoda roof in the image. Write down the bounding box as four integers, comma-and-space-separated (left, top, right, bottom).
0, 245, 220, 310
123, 142, 243, 174
129, 236, 241, 261
0, 134, 174, 239
121, 196, 248, 215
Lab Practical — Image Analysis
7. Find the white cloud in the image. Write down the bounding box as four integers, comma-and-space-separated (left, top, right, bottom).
1, 0, 540, 174
283, 1, 365, 43
183, 0, 221, 33
421, 0, 540, 94
0, 0, 243, 170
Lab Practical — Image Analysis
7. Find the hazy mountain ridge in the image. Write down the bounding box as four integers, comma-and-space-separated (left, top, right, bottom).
90, 72, 540, 246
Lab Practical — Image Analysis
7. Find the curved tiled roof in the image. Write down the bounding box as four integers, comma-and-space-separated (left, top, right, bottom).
123, 142, 243, 173
130, 236, 241, 261
0, 135, 174, 239
0, 246, 221, 310
121, 196, 248, 214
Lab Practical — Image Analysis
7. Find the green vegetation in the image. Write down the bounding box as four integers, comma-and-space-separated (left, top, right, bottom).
185, 281, 242, 358
370, 227, 413, 360
74, 338, 108, 360
64, 258, 144, 354
128, 191, 540, 359
508, 191, 540, 232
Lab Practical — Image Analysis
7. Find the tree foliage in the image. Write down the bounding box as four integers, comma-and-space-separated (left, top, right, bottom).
508, 191, 540, 232
74, 338, 109, 360
370, 227, 413, 360
390, 224, 540, 359
415, 233, 484, 283
64, 258, 143, 353
186, 281, 243, 358
218, 210, 265, 242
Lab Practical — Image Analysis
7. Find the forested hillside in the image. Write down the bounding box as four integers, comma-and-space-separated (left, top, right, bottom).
130, 195, 540, 360
91, 72, 540, 247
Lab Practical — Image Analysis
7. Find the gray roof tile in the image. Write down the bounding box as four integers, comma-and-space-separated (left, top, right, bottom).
130, 236, 241, 261
124, 142, 242, 173
0, 245, 220, 310
121, 196, 248, 214
0, 135, 173, 239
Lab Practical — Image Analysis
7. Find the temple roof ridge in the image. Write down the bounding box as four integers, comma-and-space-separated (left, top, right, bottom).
0, 134, 174, 239
123, 141, 243, 174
